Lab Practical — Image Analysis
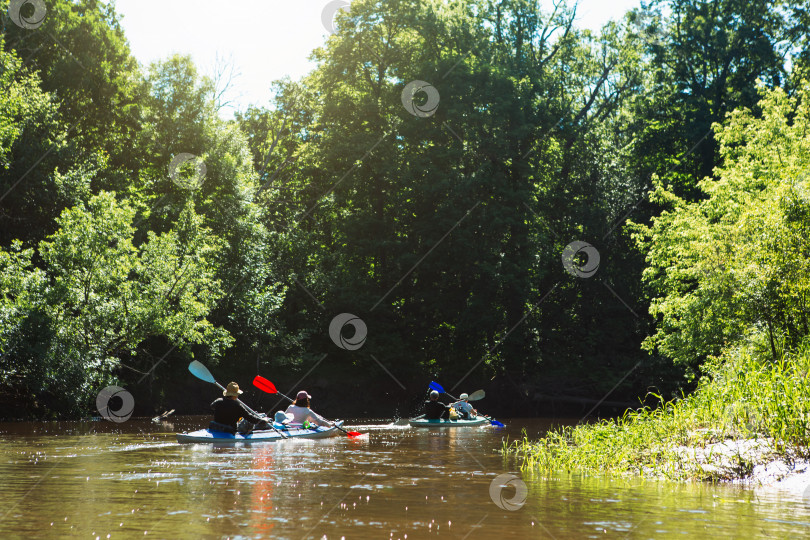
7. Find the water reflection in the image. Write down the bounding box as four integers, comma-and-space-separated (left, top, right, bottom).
250, 445, 275, 537
1, 417, 810, 538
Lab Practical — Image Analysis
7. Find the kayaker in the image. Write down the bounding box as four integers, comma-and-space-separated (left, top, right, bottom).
452, 393, 478, 419
424, 390, 450, 420
210, 382, 263, 434
285, 390, 332, 427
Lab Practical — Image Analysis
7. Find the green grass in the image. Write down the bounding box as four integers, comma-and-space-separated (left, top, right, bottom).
506, 342, 810, 481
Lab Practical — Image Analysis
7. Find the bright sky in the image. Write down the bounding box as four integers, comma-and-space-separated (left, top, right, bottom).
115, 0, 642, 115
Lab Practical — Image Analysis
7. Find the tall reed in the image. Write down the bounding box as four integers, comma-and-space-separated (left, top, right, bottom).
507, 341, 810, 481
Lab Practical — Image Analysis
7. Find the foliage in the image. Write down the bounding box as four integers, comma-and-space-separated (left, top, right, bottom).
0, 192, 231, 416
634, 83, 810, 378
508, 339, 810, 480
242, 0, 655, 402
626, 0, 794, 200
1, 0, 809, 419
513, 80, 810, 478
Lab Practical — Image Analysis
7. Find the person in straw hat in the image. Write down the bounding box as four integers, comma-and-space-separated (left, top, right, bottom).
210, 382, 263, 433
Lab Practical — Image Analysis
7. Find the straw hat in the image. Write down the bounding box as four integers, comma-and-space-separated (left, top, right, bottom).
223, 382, 243, 397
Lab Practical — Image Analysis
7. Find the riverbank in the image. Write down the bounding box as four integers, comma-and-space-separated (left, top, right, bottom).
507, 342, 810, 484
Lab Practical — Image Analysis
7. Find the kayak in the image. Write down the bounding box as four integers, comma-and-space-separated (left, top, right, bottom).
176, 421, 344, 443
408, 417, 490, 427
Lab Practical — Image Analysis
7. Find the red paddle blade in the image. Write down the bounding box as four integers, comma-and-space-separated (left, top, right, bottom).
346, 431, 361, 437
252, 375, 277, 394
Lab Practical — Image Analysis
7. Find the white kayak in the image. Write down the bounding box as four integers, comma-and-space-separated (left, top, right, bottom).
176, 421, 344, 443
408, 417, 490, 427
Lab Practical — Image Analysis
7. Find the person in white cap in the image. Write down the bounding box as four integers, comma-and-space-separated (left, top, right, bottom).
284, 390, 332, 427
452, 393, 478, 420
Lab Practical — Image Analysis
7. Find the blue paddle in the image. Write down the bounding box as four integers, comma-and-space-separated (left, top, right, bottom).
429, 381, 505, 427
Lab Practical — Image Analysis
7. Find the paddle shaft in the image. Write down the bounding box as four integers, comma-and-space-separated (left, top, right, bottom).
441, 390, 470, 409
413, 387, 433, 421
450, 398, 501, 425
214, 382, 288, 438
479, 412, 502, 424
435, 385, 501, 426
442, 390, 479, 405
274, 390, 354, 435
187, 361, 289, 437
210, 381, 258, 416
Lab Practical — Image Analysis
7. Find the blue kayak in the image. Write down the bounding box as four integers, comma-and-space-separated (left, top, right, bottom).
176, 421, 344, 443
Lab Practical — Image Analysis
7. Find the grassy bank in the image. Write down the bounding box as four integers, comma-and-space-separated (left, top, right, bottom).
507, 342, 810, 481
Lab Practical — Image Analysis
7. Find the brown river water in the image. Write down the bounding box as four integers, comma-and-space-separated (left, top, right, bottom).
2, 417, 810, 539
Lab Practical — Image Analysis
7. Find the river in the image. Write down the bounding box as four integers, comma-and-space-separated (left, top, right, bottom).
2, 417, 809, 538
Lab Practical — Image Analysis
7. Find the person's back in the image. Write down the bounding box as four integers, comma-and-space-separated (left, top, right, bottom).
457, 401, 473, 413
211, 382, 262, 431
286, 404, 331, 426
285, 390, 331, 427
453, 393, 477, 419
424, 391, 449, 419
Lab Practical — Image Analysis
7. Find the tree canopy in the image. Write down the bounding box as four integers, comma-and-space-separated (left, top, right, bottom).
1, 0, 809, 419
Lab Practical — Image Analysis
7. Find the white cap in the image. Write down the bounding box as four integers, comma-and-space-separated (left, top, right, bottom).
274, 411, 293, 424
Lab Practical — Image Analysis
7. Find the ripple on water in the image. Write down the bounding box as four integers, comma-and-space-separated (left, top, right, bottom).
3, 417, 810, 539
